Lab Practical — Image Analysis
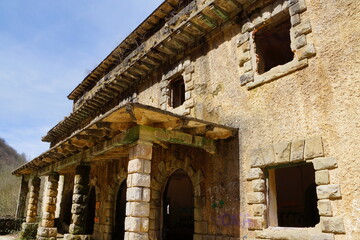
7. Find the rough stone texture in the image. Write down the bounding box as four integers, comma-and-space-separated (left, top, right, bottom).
246, 168, 264, 180
317, 185, 341, 199
290, 139, 305, 161
247, 192, 265, 204
273, 141, 291, 163
318, 200, 333, 217
304, 137, 324, 159
321, 217, 346, 234
313, 157, 338, 170
315, 170, 330, 185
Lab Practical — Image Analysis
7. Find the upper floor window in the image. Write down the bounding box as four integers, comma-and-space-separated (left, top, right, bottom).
170, 75, 185, 108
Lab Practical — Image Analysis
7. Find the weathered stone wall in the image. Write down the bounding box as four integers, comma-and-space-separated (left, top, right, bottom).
133, 0, 360, 239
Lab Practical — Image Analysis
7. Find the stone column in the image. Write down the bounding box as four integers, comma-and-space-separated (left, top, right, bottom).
37, 172, 59, 240
125, 142, 152, 240
16, 175, 29, 220
20, 177, 41, 239
64, 164, 91, 240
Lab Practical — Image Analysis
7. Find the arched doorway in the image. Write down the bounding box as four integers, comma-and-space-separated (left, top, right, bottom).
86, 186, 96, 234
162, 169, 194, 240
113, 180, 127, 240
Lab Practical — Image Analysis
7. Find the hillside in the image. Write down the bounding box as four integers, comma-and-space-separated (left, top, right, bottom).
0, 138, 26, 217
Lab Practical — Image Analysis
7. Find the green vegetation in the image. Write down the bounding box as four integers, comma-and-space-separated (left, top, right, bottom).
0, 138, 26, 217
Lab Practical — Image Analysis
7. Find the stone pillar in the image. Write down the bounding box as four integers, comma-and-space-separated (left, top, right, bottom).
20, 177, 41, 239
64, 164, 91, 240
37, 172, 59, 240
125, 142, 152, 240
16, 175, 29, 220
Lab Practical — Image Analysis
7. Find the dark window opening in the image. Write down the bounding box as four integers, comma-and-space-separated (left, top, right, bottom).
272, 163, 320, 227
163, 169, 194, 240
113, 180, 127, 240
86, 186, 96, 234
255, 12, 294, 74
170, 76, 185, 108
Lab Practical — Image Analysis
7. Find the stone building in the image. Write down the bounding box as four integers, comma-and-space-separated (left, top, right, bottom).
12, 0, 360, 240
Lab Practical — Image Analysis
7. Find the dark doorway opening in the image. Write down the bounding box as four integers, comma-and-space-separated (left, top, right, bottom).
170, 75, 185, 108
274, 163, 320, 227
162, 169, 194, 240
113, 180, 127, 240
59, 190, 73, 234
86, 186, 96, 234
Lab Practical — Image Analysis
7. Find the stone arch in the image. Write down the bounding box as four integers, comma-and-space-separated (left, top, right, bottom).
149, 154, 206, 240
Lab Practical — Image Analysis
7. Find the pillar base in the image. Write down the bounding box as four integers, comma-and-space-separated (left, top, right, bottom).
63, 233, 91, 240
19, 222, 38, 240
36, 227, 57, 240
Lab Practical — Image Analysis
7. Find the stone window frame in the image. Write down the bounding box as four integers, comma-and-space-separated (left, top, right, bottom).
238, 0, 316, 89
247, 137, 345, 239
159, 57, 195, 116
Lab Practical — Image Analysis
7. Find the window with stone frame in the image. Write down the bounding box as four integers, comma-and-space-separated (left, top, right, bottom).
169, 75, 185, 108
266, 162, 320, 228
238, 0, 316, 88
254, 11, 294, 74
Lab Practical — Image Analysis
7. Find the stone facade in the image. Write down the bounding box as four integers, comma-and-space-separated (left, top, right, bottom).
13, 0, 360, 240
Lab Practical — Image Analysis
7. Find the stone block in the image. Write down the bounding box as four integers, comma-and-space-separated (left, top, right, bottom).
192, 170, 204, 187
130, 143, 153, 160
20, 222, 38, 239
125, 217, 141, 232
295, 21, 312, 37
321, 217, 345, 233
185, 91, 191, 100
194, 208, 203, 221
291, 14, 301, 27
73, 193, 84, 204
194, 234, 203, 240
73, 184, 85, 195
289, 0, 307, 15
41, 219, 54, 228
45, 204, 56, 213
243, 61, 252, 72
127, 232, 148, 240
29, 197, 38, 205
37, 227, 57, 237
272, 0, 283, 17
253, 204, 266, 216
48, 189, 58, 198
237, 32, 249, 47
128, 159, 144, 173
130, 202, 150, 217
247, 217, 264, 230
313, 157, 337, 170
185, 81, 195, 91
240, 72, 254, 86
239, 51, 251, 67
291, 139, 305, 161
184, 65, 194, 74
252, 179, 265, 192
47, 173, 59, 183
141, 217, 149, 232
127, 187, 143, 201
130, 173, 151, 187
274, 141, 291, 163
250, 148, 264, 167
297, 43, 316, 60
318, 200, 332, 216
71, 203, 83, 214
262, 145, 275, 165
242, 21, 254, 33
304, 136, 323, 159
295, 34, 307, 49
317, 185, 341, 199
315, 170, 330, 185
42, 212, 55, 220
247, 192, 265, 204
310, 234, 334, 240
142, 188, 151, 202
246, 168, 264, 180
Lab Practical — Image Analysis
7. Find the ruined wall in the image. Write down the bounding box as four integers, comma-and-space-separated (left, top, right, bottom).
133, 0, 360, 239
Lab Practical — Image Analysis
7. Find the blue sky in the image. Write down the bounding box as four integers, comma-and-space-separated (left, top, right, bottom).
0, 0, 163, 159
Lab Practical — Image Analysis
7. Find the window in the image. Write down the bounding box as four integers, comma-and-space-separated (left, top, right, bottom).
267, 163, 319, 228
255, 12, 294, 74
170, 75, 185, 108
